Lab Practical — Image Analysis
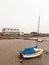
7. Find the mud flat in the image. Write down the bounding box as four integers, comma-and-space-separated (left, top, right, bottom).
0, 37, 49, 65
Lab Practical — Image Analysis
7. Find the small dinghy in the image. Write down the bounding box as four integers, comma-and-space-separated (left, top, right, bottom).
20, 48, 43, 58
20, 16, 43, 59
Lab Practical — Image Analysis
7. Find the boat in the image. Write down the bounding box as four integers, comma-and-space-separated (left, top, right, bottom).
38, 39, 44, 42
20, 48, 43, 58
20, 16, 43, 58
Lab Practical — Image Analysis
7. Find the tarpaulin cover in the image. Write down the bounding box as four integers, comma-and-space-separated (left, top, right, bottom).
21, 47, 36, 54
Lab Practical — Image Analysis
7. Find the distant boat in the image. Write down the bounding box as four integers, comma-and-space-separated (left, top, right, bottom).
20, 16, 43, 58
37, 38, 44, 42
29, 37, 44, 42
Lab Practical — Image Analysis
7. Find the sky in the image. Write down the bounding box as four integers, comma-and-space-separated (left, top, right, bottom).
0, 0, 49, 33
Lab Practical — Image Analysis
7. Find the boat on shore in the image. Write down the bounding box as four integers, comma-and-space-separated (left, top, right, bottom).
20, 48, 43, 58
20, 16, 43, 58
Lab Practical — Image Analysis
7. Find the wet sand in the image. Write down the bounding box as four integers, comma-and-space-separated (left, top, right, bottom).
0, 37, 49, 65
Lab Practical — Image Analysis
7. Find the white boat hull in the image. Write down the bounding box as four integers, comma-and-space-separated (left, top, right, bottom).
21, 48, 43, 58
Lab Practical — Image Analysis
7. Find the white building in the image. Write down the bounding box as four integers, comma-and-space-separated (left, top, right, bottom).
2, 28, 20, 34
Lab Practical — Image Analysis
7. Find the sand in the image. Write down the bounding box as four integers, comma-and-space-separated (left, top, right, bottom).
0, 37, 49, 65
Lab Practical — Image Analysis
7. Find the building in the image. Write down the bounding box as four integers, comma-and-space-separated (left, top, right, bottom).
2, 28, 20, 35
30, 32, 38, 36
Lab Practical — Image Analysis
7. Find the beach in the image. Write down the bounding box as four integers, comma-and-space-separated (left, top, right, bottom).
0, 37, 49, 65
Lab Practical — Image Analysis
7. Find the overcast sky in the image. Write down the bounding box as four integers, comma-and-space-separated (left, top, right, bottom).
0, 0, 49, 33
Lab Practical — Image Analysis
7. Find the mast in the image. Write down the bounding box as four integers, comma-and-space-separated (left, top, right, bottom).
36, 16, 40, 47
